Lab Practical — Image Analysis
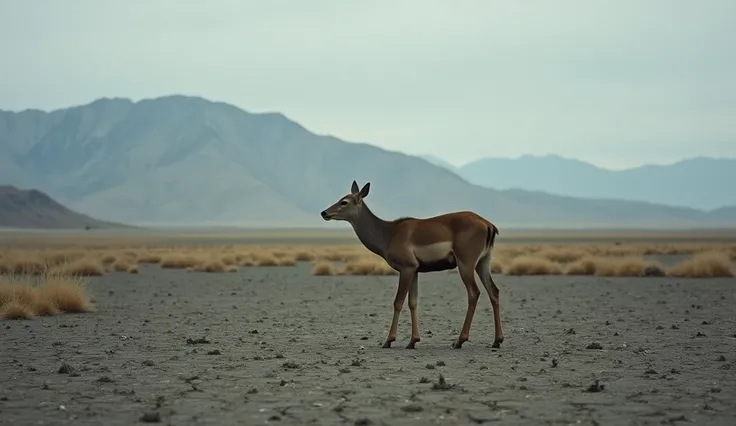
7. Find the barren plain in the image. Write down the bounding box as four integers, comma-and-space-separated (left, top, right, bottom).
1, 230, 736, 426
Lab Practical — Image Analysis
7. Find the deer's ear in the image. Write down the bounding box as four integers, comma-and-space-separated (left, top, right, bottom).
351, 181, 360, 194
359, 182, 370, 198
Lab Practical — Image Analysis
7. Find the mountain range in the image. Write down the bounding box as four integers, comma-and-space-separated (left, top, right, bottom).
0, 185, 127, 229
420, 154, 736, 211
1, 95, 734, 229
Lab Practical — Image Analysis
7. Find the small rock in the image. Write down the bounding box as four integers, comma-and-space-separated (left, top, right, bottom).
140, 411, 161, 423
57, 363, 74, 375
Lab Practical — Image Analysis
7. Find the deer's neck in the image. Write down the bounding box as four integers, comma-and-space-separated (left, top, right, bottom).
350, 204, 393, 258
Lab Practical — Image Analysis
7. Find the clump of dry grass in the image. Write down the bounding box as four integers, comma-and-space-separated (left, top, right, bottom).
534, 247, 587, 263
112, 258, 139, 273
576, 256, 665, 277
667, 251, 734, 278
505, 256, 563, 276
160, 254, 200, 269
311, 261, 335, 276
50, 257, 106, 276
190, 259, 237, 273
0, 272, 94, 320
338, 258, 398, 276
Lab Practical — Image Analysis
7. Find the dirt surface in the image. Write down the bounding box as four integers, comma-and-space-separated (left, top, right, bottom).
2, 262, 735, 425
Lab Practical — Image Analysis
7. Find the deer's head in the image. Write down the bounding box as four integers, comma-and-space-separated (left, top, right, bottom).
320, 180, 371, 222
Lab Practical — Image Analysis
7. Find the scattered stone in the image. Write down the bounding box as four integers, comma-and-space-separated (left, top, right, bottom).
400, 403, 423, 413
564, 328, 576, 335
419, 377, 430, 383
186, 337, 210, 345
586, 342, 603, 350
206, 350, 221, 355
431, 374, 457, 391
585, 379, 605, 392
57, 363, 74, 375
282, 361, 300, 369
140, 411, 161, 423
249, 329, 259, 334
671, 324, 679, 330
436, 360, 446, 366
97, 376, 114, 383
425, 364, 435, 370
142, 360, 154, 366
551, 359, 558, 368
717, 355, 726, 361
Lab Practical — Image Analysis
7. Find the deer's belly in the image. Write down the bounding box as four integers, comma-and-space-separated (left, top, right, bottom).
413, 242, 456, 272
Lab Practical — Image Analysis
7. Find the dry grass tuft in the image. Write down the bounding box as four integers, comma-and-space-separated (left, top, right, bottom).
505, 256, 563, 276
339, 258, 398, 276
592, 257, 665, 277
51, 257, 105, 276
311, 261, 335, 276
667, 251, 734, 278
160, 254, 200, 269
192, 259, 227, 273
0, 272, 94, 320
127, 264, 139, 274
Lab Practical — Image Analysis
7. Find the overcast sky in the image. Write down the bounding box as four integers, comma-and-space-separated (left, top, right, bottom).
1, 0, 734, 169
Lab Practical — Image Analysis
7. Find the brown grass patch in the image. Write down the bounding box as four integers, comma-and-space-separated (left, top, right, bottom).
160, 254, 200, 269
667, 251, 734, 278
339, 258, 398, 276
505, 256, 563, 276
50, 257, 105, 276
311, 261, 335, 276
0, 272, 94, 320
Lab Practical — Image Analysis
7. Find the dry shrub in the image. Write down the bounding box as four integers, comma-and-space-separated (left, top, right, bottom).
51, 257, 105, 276
505, 256, 563, 276
137, 252, 162, 264
253, 254, 279, 267
100, 253, 117, 264
339, 259, 398, 276
593, 257, 664, 277
0, 272, 93, 320
312, 261, 335, 276
667, 252, 734, 278
192, 259, 227, 273
112, 258, 135, 272
220, 255, 237, 266
127, 265, 139, 274
295, 250, 315, 262
535, 247, 586, 263
0, 255, 46, 275
277, 256, 297, 266
565, 256, 665, 277
564, 257, 598, 276
160, 254, 200, 269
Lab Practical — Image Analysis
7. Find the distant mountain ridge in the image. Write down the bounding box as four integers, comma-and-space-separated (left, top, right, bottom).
420, 154, 736, 211
1, 95, 734, 229
0, 185, 129, 229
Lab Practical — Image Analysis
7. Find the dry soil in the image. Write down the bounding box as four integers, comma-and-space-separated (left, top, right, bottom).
1, 262, 735, 426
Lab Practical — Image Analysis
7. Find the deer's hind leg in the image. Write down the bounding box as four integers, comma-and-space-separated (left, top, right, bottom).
406, 271, 420, 349
476, 252, 504, 348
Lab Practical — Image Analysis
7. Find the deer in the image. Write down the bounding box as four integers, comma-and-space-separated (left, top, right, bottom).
320, 180, 503, 350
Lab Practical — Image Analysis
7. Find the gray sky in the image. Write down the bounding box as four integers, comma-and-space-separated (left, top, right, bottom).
1, 0, 734, 169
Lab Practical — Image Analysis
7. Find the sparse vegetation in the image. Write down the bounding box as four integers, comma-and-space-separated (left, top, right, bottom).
0, 272, 94, 320
0, 232, 734, 277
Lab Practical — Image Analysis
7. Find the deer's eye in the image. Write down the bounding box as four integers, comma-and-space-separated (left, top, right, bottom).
340, 200, 349, 206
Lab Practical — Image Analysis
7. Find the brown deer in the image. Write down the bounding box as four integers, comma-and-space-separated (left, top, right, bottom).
320, 180, 503, 350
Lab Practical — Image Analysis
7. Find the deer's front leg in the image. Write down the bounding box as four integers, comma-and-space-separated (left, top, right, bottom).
382, 268, 414, 349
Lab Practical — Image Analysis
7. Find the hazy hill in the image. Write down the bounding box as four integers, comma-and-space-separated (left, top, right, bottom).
423, 154, 736, 211
0, 185, 129, 229
1, 95, 735, 228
